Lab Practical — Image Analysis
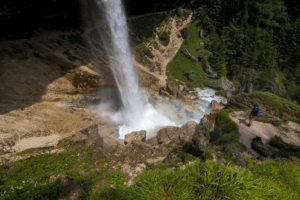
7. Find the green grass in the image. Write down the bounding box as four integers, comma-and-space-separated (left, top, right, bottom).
167, 20, 209, 87
248, 91, 300, 118
93, 161, 300, 200
230, 91, 300, 119
216, 110, 239, 141
0, 141, 106, 199
215, 109, 247, 151
105, 171, 125, 187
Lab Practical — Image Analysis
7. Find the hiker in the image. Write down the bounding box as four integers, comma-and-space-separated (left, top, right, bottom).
248, 104, 260, 127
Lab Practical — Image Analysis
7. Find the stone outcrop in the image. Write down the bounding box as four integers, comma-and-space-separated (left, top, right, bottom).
251, 137, 273, 157
181, 47, 197, 62
124, 130, 147, 145
211, 100, 222, 111
147, 121, 197, 146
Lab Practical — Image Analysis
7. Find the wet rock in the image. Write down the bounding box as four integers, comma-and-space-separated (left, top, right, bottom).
124, 130, 146, 145
181, 47, 197, 62
156, 126, 182, 144
200, 114, 216, 132
202, 60, 212, 74
211, 100, 222, 111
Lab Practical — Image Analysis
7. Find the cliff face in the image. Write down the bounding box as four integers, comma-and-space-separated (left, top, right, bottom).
0, 0, 81, 39
0, 0, 187, 39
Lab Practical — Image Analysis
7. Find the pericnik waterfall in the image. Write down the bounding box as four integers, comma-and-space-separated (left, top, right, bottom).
97, 0, 145, 129
97, 0, 176, 138
94, 0, 223, 139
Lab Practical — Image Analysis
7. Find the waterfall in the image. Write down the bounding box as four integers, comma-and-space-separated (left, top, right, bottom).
96, 0, 144, 127
91, 0, 224, 139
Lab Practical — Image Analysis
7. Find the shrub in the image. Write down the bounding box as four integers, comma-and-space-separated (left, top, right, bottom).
158, 31, 170, 46
269, 136, 300, 158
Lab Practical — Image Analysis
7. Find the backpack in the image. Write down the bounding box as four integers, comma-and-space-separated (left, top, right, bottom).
254, 107, 260, 115
251, 107, 260, 116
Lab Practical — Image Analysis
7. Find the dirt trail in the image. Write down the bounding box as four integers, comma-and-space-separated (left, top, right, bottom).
230, 111, 300, 151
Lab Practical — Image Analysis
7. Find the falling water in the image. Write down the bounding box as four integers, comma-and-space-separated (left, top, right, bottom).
92, 0, 224, 139
97, 0, 144, 127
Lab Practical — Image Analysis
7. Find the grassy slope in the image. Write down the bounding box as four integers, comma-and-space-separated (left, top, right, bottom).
94, 160, 300, 200
0, 141, 112, 200
167, 20, 208, 87
232, 91, 300, 120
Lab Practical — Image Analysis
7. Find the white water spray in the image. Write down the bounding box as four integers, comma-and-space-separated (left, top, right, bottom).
97, 0, 144, 127
97, 0, 176, 138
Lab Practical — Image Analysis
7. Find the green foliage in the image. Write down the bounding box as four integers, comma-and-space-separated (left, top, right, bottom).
269, 136, 300, 158
167, 20, 208, 87
250, 161, 300, 199
0, 141, 104, 199
188, 0, 300, 102
158, 31, 170, 46
216, 110, 239, 142
206, 34, 227, 77
106, 172, 125, 187
94, 161, 300, 200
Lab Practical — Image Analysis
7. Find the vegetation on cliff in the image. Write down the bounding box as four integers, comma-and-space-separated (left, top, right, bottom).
168, 0, 299, 103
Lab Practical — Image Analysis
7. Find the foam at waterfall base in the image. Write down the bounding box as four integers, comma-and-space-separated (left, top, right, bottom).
118, 103, 177, 139
92, 88, 224, 139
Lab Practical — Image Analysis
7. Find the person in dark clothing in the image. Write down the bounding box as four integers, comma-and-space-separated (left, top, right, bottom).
248, 104, 260, 127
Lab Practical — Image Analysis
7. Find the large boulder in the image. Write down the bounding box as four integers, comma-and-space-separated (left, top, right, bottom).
181, 47, 197, 62
124, 130, 146, 145
251, 136, 273, 157
147, 121, 197, 146
156, 126, 183, 145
